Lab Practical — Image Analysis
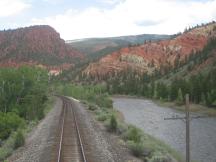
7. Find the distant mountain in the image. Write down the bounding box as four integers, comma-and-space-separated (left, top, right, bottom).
112, 34, 171, 44
66, 34, 170, 61
0, 25, 83, 71
81, 22, 216, 81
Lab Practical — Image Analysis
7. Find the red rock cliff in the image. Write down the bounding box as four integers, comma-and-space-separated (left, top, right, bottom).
0, 25, 83, 70
83, 23, 216, 79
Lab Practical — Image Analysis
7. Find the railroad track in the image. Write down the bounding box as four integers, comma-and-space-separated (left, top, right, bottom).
50, 96, 87, 162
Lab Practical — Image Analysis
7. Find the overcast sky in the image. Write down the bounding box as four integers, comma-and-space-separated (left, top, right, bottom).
0, 0, 216, 40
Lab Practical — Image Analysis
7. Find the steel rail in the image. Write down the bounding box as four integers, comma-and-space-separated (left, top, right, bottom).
57, 98, 66, 162
57, 96, 87, 162
70, 100, 87, 162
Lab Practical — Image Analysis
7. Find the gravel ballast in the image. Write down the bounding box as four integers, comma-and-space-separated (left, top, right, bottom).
69, 97, 141, 162
7, 96, 140, 162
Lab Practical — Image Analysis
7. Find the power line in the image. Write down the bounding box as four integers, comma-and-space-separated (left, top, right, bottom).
164, 94, 207, 162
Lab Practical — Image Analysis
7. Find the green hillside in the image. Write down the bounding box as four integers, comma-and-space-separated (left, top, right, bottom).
104, 37, 216, 107
67, 34, 171, 60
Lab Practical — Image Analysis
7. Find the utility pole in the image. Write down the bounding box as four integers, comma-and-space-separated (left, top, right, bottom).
185, 94, 190, 162
164, 94, 206, 162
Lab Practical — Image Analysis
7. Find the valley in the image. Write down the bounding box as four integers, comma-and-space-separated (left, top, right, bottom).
0, 21, 216, 162
81, 22, 216, 81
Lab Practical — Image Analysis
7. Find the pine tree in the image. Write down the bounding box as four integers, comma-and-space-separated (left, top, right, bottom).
205, 91, 215, 107
176, 88, 184, 105
170, 80, 178, 101
109, 114, 117, 132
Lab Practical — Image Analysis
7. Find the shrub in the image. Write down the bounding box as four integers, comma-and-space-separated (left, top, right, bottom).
123, 126, 142, 143
108, 114, 118, 132
176, 88, 184, 106
0, 112, 25, 140
0, 149, 9, 161
95, 94, 113, 108
127, 140, 145, 157
0, 132, 16, 161
81, 100, 88, 105
116, 122, 128, 135
148, 151, 171, 162
96, 113, 107, 121
37, 109, 45, 120
88, 103, 98, 111
14, 130, 25, 149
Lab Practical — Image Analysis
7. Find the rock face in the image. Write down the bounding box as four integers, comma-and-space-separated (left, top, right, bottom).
83, 22, 216, 80
67, 34, 170, 57
0, 25, 83, 71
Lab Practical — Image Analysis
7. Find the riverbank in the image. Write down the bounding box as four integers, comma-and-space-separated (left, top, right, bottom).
58, 83, 180, 161
154, 100, 216, 117
113, 94, 216, 117
113, 97, 216, 162
81, 96, 181, 161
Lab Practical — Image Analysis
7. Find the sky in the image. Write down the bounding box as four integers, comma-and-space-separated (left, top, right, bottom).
0, 0, 216, 40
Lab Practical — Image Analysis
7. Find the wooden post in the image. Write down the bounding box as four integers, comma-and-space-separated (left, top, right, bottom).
185, 94, 190, 162
164, 94, 207, 162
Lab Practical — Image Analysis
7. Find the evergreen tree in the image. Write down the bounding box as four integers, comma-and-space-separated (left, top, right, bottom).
176, 88, 184, 105
170, 80, 178, 101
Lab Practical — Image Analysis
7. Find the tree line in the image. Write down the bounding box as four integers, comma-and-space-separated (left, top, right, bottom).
104, 36, 216, 107
106, 68, 216, 107
0, 66, 49, 140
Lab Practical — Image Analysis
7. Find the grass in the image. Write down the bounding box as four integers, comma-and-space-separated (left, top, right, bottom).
141, 132, 183, 161
44, 96, 55, 115
127, 140, 145, 157
96, 111, 108, 121
0, 132, 15, 161
0, 129, 26, 161
14, 130, 25, 149
121, 124, 183, 162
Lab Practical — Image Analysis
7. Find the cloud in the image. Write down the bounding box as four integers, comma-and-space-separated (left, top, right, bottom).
99, 0, 125, 5
30, 0, 216, 40
0, 0, 30, 17
42, 0, 62, 5
135, 20, 162, 27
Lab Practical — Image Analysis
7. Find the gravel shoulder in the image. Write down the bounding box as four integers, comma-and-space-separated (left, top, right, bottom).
7, 97, 62, 162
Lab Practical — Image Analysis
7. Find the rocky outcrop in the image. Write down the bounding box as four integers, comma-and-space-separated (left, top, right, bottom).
83, 22, 216, 80
0, 25, 83, 71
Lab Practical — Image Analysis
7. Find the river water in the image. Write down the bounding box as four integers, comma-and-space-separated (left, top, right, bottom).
113, 97, 216, 162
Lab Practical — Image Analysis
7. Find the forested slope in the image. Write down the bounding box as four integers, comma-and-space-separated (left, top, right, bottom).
0, 66, 49, 160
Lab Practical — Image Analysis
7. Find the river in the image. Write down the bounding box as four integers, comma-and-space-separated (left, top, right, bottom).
113, 97, 216, 162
